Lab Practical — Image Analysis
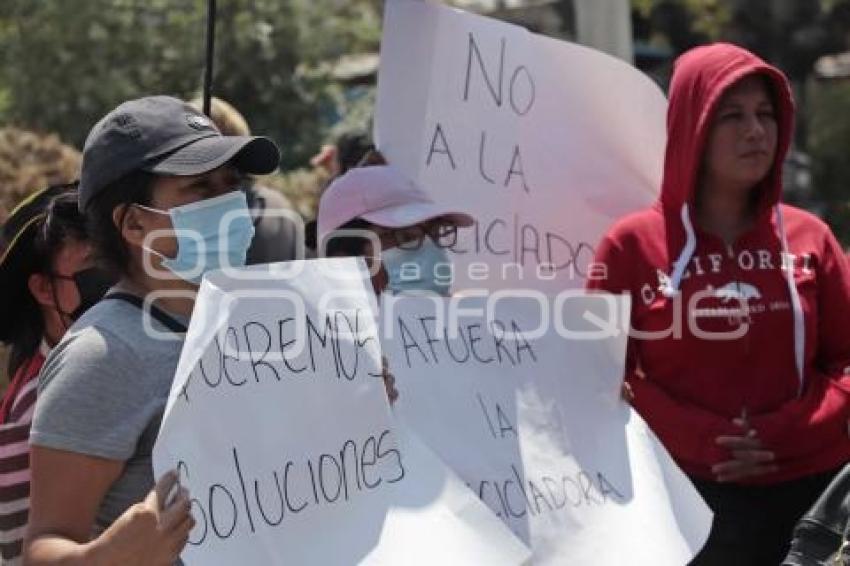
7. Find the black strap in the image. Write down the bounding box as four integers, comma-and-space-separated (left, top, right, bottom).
104, 292, 188, 334
202, 0, 217, 116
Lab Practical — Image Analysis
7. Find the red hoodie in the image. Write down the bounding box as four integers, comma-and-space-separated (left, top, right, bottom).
588, 43, 850, 484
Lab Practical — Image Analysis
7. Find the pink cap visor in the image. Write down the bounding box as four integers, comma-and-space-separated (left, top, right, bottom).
317, 164, 474, 247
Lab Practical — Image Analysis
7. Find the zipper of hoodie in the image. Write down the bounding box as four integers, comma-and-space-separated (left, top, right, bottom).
726, 240, 753, 414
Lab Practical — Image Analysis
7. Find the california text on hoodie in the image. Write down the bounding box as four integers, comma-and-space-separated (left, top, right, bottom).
588, 43, 850, 484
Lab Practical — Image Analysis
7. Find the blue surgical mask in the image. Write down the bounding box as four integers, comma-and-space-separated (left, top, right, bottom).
137, 191, 255, 284
382, 238, 452, 296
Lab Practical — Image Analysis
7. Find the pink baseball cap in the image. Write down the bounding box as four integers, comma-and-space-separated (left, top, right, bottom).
317, 164, 474, 248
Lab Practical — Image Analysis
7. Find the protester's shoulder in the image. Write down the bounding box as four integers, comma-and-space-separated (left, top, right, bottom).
600, 205, 664, 249
775, 203, 847, 260
72, 296, 150, 347
253, 184, 294, 211
38, 298, 163, 390
40, 314, 139, 391
778, 203, 831, 236
32, 303, 167, 459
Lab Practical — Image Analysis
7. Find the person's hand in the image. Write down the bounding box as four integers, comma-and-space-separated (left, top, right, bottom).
382, 356, 399, 405
712, 418, 778, 482
96, 469, 195, 566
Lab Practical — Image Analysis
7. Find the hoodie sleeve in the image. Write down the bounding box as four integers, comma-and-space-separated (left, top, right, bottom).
627, 371, 740, 466
588, 232, 740, 466
750, 229, 850, 461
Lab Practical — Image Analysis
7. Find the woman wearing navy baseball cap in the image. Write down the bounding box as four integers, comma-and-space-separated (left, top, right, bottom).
25, 96, 280, 565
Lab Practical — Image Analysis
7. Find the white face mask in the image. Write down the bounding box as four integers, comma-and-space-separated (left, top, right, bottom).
136, 191, 255, 284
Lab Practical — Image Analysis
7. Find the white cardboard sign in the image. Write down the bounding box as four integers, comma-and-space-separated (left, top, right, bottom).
153, 259, 530, 565
376, 0, 667, 292
380, 294, 712, 564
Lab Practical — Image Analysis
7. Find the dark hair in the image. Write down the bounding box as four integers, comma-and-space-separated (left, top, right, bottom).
325, 218, 374, 257
86, 170, 154, 277
35, 190, 88, 270
336, 130, 374, 175
8, 186, 87, 375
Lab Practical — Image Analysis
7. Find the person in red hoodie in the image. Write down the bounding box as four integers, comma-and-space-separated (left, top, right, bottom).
588, 43, 850, 564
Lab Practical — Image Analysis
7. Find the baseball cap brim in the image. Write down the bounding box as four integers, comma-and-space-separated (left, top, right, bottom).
360, 201, 474, 230
145, 135, 280, 177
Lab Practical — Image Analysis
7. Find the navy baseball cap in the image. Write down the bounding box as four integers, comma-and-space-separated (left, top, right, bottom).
78, 95, 280, 211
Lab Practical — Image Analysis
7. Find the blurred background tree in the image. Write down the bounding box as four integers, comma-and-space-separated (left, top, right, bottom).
0, 0, 848, 240
808, 80, 850, 242
0, 1, 206, 149
0, 0, 382, 170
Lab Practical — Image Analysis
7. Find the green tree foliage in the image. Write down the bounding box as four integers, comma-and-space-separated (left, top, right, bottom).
633, 0, 850, 69
0, 1, 205, 146
0, 0, 383, 169
808, 81, 850, 241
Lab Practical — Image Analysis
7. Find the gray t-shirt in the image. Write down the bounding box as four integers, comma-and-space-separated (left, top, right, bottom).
31, 293, 186, 531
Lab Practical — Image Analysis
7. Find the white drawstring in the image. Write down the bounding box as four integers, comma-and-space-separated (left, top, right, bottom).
662, 203, 697, 298
775, 205, 806, 396
662, 203, 805, 396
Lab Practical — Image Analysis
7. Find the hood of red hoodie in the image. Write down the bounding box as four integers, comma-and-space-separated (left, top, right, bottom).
661, 43, 795, 218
